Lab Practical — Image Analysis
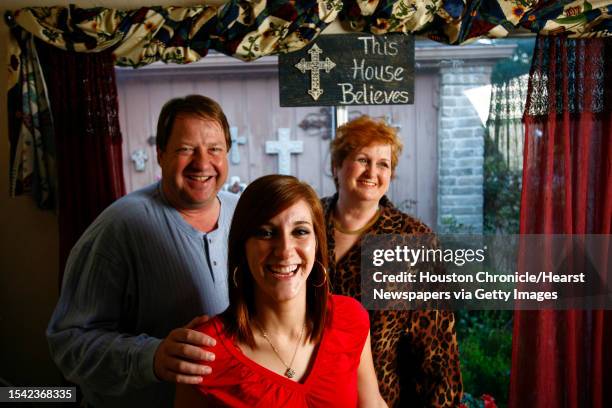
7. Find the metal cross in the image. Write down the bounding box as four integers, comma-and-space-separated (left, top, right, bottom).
265, 128, 304, 175
294, 44, 336, 101
229, 126, 247, 165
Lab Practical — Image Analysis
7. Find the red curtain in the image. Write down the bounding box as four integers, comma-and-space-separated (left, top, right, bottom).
509, 36, 612, 408
36, 41, 126, 287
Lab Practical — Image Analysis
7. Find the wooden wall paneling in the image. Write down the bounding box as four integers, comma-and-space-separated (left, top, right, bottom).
288, 106, 301, 179
192, 75, 222, 105
315, 107, 332, 196
392, 98, 419, 221
218, 77, 248, 186
264, 75, 281, 176
145, 81, 172, 188
243, 75, 272, 179
293, 113, 309, 183
170, 75, 197, 98
233, 79, 253, 187
294, 106, 322, 194
122, 78, 155, 192
311, 106, 333, 198
117, 78, 132, 192
234, 80, 250, 186
415, 73, 438, 228
387, 103, 400, 204
320, 133, 335, 198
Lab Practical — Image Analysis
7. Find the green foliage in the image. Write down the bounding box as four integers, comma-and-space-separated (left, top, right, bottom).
440, 215, 476, 234
490, 38, 534, 85
457, 311, 512, 408
483, 38, 534, 235
483, 136, 521, 234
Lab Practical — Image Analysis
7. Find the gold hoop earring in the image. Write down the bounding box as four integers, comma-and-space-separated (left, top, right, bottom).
312, 261, 328, 288
232, 266, 239, 288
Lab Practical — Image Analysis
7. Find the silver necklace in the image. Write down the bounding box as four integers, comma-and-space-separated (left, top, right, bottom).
255, 321, 306, 379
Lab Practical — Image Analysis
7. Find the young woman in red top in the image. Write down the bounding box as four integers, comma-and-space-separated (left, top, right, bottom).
174, 175, 386, 407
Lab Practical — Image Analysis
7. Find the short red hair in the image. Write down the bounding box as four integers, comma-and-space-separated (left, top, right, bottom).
330, 115, 403, 186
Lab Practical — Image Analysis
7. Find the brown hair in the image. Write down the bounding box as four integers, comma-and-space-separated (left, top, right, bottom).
330, 115, 403, 186
223, 175, 329, 347
155, 94, 231, 151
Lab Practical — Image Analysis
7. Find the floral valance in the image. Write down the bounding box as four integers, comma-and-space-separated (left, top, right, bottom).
5, 0, 612, 207
6, 1, 612, 71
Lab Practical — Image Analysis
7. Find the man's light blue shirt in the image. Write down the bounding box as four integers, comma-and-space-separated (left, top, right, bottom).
47, 182, 238, 407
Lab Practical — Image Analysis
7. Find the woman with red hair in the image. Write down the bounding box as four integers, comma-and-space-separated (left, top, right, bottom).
322, 116, 463, 407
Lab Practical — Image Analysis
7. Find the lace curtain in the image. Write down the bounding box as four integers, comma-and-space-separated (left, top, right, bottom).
484, 39, 533, 234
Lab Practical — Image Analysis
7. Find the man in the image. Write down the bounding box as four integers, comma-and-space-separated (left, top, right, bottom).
47, 95, 238, 407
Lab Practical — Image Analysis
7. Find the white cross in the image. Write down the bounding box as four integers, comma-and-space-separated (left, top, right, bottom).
265, 128, 303, 175
294, 44, 336, 101
229, 126, 247, 165
130, 149, 148, 172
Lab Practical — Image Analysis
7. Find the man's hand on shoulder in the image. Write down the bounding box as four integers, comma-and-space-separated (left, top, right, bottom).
153, 315, 216, 384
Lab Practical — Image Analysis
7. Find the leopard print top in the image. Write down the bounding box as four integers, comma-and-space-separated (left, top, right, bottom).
322, 195, 463, 408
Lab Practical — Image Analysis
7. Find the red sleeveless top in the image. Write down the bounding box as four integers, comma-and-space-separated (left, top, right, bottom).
194, 295, 369, 407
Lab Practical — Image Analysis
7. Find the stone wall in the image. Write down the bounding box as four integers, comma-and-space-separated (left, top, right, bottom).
437, 64, 493, 233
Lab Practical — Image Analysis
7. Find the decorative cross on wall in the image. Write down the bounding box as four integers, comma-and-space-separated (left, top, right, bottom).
223, 176, 247, 195
384, 114, 402, 131
265, 128, 304, 175
229, 126, 247, 165
299, 107, 333, 140
294, 44, 336, 101
131, 149, 148, 172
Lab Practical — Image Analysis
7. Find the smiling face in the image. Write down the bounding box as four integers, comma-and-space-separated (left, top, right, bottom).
245, 200, 316, 305
334, 143, 392, 204
157, 114, 228, 211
